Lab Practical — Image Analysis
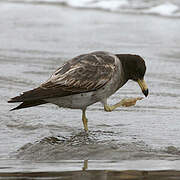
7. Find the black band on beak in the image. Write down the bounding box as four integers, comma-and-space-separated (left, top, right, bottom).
143, 89, 149, 97
137, 79, 149, 97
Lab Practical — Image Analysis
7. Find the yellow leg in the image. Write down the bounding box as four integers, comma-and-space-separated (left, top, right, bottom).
104, 97, 143, 112
82, 109, 88, 132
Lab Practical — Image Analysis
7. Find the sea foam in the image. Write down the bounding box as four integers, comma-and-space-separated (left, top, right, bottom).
6, 0, 180, 18
145, 2, 179, 17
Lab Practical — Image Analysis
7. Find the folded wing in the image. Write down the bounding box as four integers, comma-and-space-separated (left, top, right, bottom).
8, 52, 117, 103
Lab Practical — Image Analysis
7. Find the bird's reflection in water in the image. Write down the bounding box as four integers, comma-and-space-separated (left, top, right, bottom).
82, 159, 88, 171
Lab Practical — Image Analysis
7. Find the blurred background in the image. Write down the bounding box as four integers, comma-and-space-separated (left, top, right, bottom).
0, 0, 180, 174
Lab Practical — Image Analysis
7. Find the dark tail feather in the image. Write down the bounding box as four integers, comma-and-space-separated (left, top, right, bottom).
10, 100, 47, 111
8, 87, 42, 103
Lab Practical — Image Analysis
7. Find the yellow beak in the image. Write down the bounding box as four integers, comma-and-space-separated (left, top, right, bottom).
137, 79, 149, 97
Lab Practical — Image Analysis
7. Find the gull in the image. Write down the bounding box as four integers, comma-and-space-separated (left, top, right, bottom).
8, 51, 149, 131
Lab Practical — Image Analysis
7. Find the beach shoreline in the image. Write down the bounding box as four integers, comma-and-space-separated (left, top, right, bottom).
1, 160, 180, 179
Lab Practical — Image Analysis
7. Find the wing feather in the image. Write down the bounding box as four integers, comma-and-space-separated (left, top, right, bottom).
9, 52, 117, 102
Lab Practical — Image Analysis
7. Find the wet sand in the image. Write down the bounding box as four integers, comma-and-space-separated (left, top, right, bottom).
1, 170, 180, 180
0, 0, 180, 176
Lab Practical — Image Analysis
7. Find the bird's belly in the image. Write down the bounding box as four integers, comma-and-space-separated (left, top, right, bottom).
45, 70, 124, 110
45, 92, 96, 109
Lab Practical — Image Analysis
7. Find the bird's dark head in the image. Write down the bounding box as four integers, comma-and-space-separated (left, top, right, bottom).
116, 54, 149, 97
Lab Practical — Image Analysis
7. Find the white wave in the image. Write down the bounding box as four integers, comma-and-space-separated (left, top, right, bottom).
144, 2, 179, 16
89, 0, 129, 11
4, 0, 180, 18
41, 0, 129, 9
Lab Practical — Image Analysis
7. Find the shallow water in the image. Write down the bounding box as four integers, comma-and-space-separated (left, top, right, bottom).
0, 0, 180, 175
